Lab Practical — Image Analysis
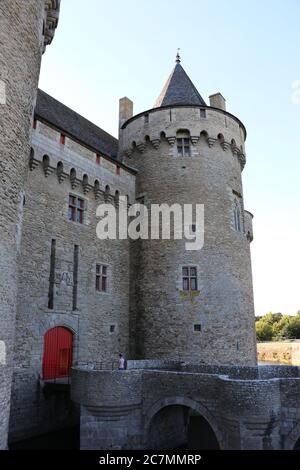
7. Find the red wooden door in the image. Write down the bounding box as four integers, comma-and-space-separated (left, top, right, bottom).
42, 327, 73, 380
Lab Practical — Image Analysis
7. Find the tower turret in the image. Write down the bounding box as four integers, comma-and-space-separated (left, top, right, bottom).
0, 0, 60, 449
121, 57, 257, 365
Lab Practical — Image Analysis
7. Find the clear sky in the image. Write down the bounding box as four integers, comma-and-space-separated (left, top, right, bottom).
39, 0, 300, 316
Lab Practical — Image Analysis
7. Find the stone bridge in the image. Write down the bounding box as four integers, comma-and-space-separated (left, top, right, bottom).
71, 361, 300, 450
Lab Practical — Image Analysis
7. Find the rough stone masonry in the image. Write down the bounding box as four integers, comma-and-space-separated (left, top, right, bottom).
0, 0, 60, 450
1, 3, 300, 451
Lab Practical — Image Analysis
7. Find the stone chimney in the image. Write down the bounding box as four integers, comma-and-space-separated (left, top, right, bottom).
209, 93, 226, 111
119, 97, 133, 135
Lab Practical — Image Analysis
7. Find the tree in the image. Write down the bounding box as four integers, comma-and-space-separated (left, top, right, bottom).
256, 311, 300, 341
256, 320, 273, 341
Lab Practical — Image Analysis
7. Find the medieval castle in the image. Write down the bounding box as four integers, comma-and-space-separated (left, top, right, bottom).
1, 1, 300, 451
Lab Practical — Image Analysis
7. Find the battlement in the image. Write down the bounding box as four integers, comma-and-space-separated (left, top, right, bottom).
120, 105, 246, 171
44, 1, 61, 51
30, 119, 136, 204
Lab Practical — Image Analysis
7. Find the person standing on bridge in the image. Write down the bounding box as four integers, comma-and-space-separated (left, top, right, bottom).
118, 353, 125, 370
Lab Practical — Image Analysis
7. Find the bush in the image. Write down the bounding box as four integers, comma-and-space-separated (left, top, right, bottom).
255, 312, 300, 341
256, 320, 273, 341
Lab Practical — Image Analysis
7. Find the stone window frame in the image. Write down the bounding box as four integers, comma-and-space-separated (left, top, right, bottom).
231, 189, 244, 234
182, 266, 198, 292
234, 199, 241, 232
193, 324, 202, 333
176, 130, 191, 158
176, 137, 191, 157
95, 263, 110, 294
109, 323, 118, 335
68, 194, 85, 225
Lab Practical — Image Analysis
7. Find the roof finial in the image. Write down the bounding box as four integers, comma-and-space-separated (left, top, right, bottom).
176, 48, 181, 64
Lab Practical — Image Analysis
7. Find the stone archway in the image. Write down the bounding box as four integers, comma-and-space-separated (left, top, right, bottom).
145, 396, 222, 450
284, 422, 300, 450
294, 437, 300, 450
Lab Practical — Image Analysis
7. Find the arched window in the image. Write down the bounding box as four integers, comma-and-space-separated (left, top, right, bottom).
234, 200, 241, 232
176, 130, 191, 157
42, 327, 73, 380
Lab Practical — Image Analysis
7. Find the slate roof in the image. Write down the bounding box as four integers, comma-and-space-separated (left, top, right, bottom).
154, 63, 206, 108
35, 89, 119, 159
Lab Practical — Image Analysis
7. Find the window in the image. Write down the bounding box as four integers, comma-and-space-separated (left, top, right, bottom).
48, 239, 56, 309
96, 264, 108, 292
68, 195, 84, 224
234, 201, 241, 232
200, 109, 206, 118
182, 266, 198, 291
116, 165, 120, 176
33, 118, 37, 129
144, 114, 149, 124
177, 137, 191, 157
60, 133, 65, 145
190, 224, 196, 234
96, 153, 101, 165
110, 325, 115, 333
194, 324, 201, 332
73, 245, 79, 311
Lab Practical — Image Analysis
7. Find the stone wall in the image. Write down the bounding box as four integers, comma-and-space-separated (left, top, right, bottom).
0, 0, 59, 450
10, 119, 135, 439
257, 341, 300, 366
71, 364, 300, 450
121, 105, 256, 365
9, 369, 78, 443
0, 366, 12, 449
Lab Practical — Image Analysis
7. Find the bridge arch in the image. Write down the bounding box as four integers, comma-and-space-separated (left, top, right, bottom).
284, 422, 300, 450
145, 396, 223, 450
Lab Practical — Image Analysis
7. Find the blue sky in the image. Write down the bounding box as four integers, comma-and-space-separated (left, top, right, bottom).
39, 0, 300, 316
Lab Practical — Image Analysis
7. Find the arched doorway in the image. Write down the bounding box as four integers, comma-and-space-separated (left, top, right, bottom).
147, 404, 220, 450
42, 327, 73, 380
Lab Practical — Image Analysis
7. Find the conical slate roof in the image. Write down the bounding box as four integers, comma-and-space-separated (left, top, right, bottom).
154, 58, 206, 108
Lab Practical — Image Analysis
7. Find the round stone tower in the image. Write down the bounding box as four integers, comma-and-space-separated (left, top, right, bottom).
0, 0, 60, 449
120, 55, 257, 366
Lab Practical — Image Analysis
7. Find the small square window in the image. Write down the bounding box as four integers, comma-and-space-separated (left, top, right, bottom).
194, 324, 201, 332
